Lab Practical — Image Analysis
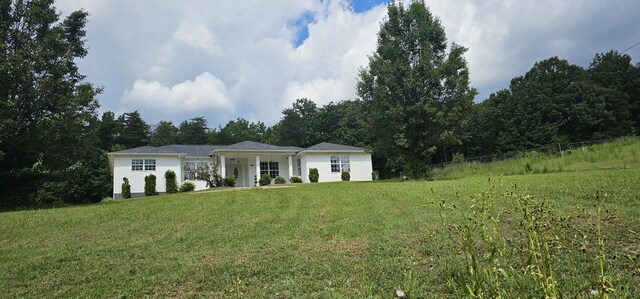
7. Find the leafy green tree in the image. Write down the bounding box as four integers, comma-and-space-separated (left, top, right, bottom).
177, 116, 209, 144
357, 1, 476, 176
270, 98, 319, 147
150, 121, 178, 146
217, 118, 267, 144
315, 100, 370, 148
117, 111, 149, 148
0, 1, 102, 207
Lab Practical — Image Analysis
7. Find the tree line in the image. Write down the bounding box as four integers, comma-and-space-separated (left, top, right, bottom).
1, 1, 638, 208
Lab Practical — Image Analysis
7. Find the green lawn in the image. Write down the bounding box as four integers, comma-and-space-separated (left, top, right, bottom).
1, 168, 639, 297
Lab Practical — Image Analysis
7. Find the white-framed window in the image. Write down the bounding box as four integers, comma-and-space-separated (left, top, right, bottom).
132, 159, 143, 171
144, 159, 156, 171
296, 158, 302, 176
184, 161, 209, 180
260, 162, 279, 178
330, 155, 350, 173
132, 159, 156, 171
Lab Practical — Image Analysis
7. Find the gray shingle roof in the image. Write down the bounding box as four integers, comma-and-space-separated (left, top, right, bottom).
304, 142, 365, 152
110, 144, 224, 157
109, 141, 363, 156
217, 141, 303, 152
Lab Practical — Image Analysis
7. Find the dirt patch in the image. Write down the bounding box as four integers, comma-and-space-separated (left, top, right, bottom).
199, 185, 295, 193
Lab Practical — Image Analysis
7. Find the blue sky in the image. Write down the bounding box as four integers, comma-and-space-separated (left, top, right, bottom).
54, 0, 640, 127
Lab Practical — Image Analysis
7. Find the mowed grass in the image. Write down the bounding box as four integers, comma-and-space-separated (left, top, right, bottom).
1, 168, 639, 297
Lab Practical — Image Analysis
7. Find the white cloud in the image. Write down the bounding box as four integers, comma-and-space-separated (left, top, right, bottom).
173, 20, 223, 56
121, 72, 234, 115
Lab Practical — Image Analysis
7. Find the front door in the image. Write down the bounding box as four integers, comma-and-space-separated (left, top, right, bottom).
227, 164, 243, 187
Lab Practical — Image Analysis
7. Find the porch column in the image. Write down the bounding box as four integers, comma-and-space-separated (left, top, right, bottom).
288, 156, 293, 181
255, 155, 260, 186
220, 154, 226, 178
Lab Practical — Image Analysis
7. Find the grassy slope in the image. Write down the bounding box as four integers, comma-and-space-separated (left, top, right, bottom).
430, 137, 640, 180
2, 167, 639, 297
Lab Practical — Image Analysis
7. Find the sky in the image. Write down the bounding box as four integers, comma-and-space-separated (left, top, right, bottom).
54, 0, 640, 127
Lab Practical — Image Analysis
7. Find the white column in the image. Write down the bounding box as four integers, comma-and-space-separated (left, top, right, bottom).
220, 154, 226, 178
288, 156, 293, 182
255, 155, 260, 186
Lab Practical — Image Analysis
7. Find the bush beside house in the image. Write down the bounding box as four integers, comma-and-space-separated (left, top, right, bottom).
165, 170, 178, 194
341, 171, 350, 181
179, 180, 195, 192
259, 174, 272, 186
122, 177, 131, 199
274, 176, 286, 184
223, 177, 236, 187
309, 168, 319, 183
144, 174, 157, 196
290, 176, 303, 183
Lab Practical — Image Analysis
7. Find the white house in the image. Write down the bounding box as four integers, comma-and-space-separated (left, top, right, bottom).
108, 141, 373, 199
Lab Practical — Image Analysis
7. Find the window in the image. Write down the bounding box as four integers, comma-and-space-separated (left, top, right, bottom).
132, 159, 156, 171
296, 158, 302, 176
144, 159, 156, 171
132, 159, 143, 171
330, 155, 350, 173
184, 162, 209, 180
260, 161, 279, 178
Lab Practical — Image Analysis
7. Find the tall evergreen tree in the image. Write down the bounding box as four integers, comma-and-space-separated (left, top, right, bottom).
357, 1, 476, 176
117, 111, 149, 148
150, 121, 178, 146
177, 116, 209, 144
0, 0, 101, 207
271, 98, 319, 147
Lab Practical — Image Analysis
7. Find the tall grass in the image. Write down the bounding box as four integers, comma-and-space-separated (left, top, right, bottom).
430, 137, 640, 180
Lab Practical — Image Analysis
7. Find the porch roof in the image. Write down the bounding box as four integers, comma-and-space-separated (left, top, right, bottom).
213, 141, 303, 153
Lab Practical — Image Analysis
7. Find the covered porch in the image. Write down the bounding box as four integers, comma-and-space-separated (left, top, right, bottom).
215, 152, 300, 187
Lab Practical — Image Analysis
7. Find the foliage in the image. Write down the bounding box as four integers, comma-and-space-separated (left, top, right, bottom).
223, 177, 236, 187
164, 170, 178, 194
151, 121, 178, 146
183, 160, 221, 188
121, 177, 131, 199
452, 152, 464, 163
357, 1, 476, 175
290, 176, 303, 183
308, 168, 319, 183
274, 176, 286, 184
269, 99, 319, 147
178, 180, 195, 192
0, 1, 102, 208
177, 117, 209, 144
117, 111, 149, 148
371, 171, 379, 181
341, 171, 350, 181
259, 174, 272, 186
216, 118, 267, 145
144, 174, 157, 196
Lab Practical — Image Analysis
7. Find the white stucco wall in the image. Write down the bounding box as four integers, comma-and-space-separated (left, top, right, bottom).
112, 155, 182, 197
302, 152, 373, 183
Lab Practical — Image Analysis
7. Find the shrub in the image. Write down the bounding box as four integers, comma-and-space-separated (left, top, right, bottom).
165, 170, 178, 194
144, 174, 157, 196
121, 177, 131, 199
290, 176, 303, 183
274, 176, 286, 184
371, 171, 379, 181
223, 177, 236, 187
452, 152, 465, 163
308, 168, 319, 183
179, 180, 195, 192
341, 171, 350, 181
259, 174, 272, 186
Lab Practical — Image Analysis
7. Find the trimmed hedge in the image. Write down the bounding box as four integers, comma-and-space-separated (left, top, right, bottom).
121, 177, 131, 199
165, 170, 178, 194
259, 174, 272, 186
144, 174, 157, 196
223, 177, 236, 187
371, 171, 379, 181
308, 168, 319, 183
274, 176, 286, 184
341, 171, 350, 181
290, 176, 303, 183
179, 180, 195, 192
